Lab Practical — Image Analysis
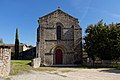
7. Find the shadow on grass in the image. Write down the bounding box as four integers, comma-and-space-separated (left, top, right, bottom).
50, 65, 116, 69
27, 62, 32, 66
26, 61, 120, 70
99, 69, 120, 74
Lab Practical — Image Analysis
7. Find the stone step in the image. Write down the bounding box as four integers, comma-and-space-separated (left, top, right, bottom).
50, 64, 81, 67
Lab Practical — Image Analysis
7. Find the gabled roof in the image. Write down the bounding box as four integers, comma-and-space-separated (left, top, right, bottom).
39, 9, 78, 20
0, 44, 11, 48
0, 43, 27, 47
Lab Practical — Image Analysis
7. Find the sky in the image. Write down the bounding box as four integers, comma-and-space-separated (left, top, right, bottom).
0, 0, 120, 46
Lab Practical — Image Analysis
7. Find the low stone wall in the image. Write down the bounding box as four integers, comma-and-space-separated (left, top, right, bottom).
0, 47, 11, 77
83, 58, 112, 67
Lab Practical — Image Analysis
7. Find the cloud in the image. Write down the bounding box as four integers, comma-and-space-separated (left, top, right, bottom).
71, 0, 84, 8
71, 0, 120, 20
103, 11, 120, 19
87, 7, 120, 19
70, 0, 92, 22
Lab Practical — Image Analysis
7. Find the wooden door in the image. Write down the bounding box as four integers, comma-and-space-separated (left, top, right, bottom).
55, 49, 63, 64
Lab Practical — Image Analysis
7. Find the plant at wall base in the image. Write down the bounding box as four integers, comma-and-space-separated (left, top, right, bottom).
15, 28, 19, 60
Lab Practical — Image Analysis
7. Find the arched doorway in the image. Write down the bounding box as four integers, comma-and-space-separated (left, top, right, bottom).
55, 49, 63, 64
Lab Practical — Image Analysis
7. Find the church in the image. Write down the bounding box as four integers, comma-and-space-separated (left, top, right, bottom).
36, 8, 82, 66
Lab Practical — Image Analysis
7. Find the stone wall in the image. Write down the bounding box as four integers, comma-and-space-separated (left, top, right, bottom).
74, 26, 82, 63
0, 47, 11, 77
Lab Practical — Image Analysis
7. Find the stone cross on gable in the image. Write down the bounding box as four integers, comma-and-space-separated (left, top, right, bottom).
58, 6, 60, 9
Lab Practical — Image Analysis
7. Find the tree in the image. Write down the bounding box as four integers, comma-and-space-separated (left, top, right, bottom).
0, 38, 4, 44
15, 28, 19, 60
84, 21, 120, 62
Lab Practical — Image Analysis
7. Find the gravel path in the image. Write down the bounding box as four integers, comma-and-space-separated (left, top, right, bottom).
10, 68, 120, 80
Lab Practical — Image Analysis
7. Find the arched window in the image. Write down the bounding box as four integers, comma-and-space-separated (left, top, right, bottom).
57, 26, 61, 40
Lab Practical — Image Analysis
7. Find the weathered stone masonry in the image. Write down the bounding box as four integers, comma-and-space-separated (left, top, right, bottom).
0, 46, 11, 77
36, 9, 82, 66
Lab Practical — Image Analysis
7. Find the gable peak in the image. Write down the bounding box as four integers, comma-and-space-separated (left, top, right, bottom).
39, 8, 78, 21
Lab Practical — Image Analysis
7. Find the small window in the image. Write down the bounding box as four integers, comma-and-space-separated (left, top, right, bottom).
57, 26, 61, 40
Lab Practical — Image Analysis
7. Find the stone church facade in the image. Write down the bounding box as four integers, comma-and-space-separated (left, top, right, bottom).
36, 8, 82, 66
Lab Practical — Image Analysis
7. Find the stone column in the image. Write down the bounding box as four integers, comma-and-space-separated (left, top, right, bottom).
0, 47, 11, 77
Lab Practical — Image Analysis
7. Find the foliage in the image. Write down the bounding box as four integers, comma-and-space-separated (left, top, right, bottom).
84, 21, 120, 60
15, 28, 19, 60
0, 38, 4, 44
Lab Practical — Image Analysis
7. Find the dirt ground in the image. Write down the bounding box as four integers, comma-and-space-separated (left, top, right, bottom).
9, 68, 120, 80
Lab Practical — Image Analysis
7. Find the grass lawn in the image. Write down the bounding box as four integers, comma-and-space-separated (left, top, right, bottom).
111, 62, 120, 70
10, 60, 32, 75
10, 60, 120, 75
10, 60, 58, 75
